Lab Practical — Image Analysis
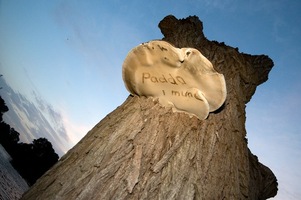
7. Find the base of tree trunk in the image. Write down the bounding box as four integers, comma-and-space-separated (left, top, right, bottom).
22, 96, 277, 199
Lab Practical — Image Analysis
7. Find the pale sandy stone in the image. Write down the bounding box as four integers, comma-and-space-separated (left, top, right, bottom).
122, 40, 226, 119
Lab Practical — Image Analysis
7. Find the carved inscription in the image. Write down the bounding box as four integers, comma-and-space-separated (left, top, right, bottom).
141, 72, 204, 102
122, 40, 227, 119
170, 90, 203, 101
142, 73, 186, 85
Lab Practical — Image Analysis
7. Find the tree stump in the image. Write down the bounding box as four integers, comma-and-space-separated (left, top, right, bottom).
22, 15, 278, 200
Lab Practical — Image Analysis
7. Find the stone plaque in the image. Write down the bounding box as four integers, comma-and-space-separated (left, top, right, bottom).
122, 40, 226, 119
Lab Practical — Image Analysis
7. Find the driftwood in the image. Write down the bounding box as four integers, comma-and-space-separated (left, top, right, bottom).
22, 15, 277, 200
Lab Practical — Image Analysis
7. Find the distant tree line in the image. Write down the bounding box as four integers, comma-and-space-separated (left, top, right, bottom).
0, 96, 59, 185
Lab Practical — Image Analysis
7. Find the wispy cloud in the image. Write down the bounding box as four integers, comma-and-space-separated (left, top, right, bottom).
32, 91, 70, 142
60, 111, 89, 145
202, 0, 239, 11
0, 78, 80, 156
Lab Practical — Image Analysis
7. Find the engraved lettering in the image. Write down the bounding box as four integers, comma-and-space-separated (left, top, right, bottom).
159, 75, 168, 83
142, 72, 150, 83
167, 74, 177, 85
142, 72, 186, 85
171, 90, 180, 96
151, 76, 158, 83
176, 76, 186, 84
170, 90, 203, 101
157, 44, 168, 51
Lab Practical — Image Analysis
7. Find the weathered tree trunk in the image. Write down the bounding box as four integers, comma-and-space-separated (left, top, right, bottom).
22, 15, 277, 200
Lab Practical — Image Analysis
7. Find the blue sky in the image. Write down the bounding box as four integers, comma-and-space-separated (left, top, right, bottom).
0, 0, 300, 199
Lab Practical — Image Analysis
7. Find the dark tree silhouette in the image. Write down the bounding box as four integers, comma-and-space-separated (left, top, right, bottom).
12, 138, 59, 185
0, 95, 59, 185
32, 138, 59, 176
7, 128, 20, 144
0, 96, 8, 122
0, 96, 20, 153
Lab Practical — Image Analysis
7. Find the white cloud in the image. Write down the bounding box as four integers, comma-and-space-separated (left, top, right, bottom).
60, 110, 90, 147
0, 78, 78, 156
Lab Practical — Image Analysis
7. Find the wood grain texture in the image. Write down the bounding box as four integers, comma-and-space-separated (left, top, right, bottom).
22, 15, 277, 200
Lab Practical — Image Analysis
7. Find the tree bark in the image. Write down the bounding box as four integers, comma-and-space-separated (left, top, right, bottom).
22, 15, 277, 200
